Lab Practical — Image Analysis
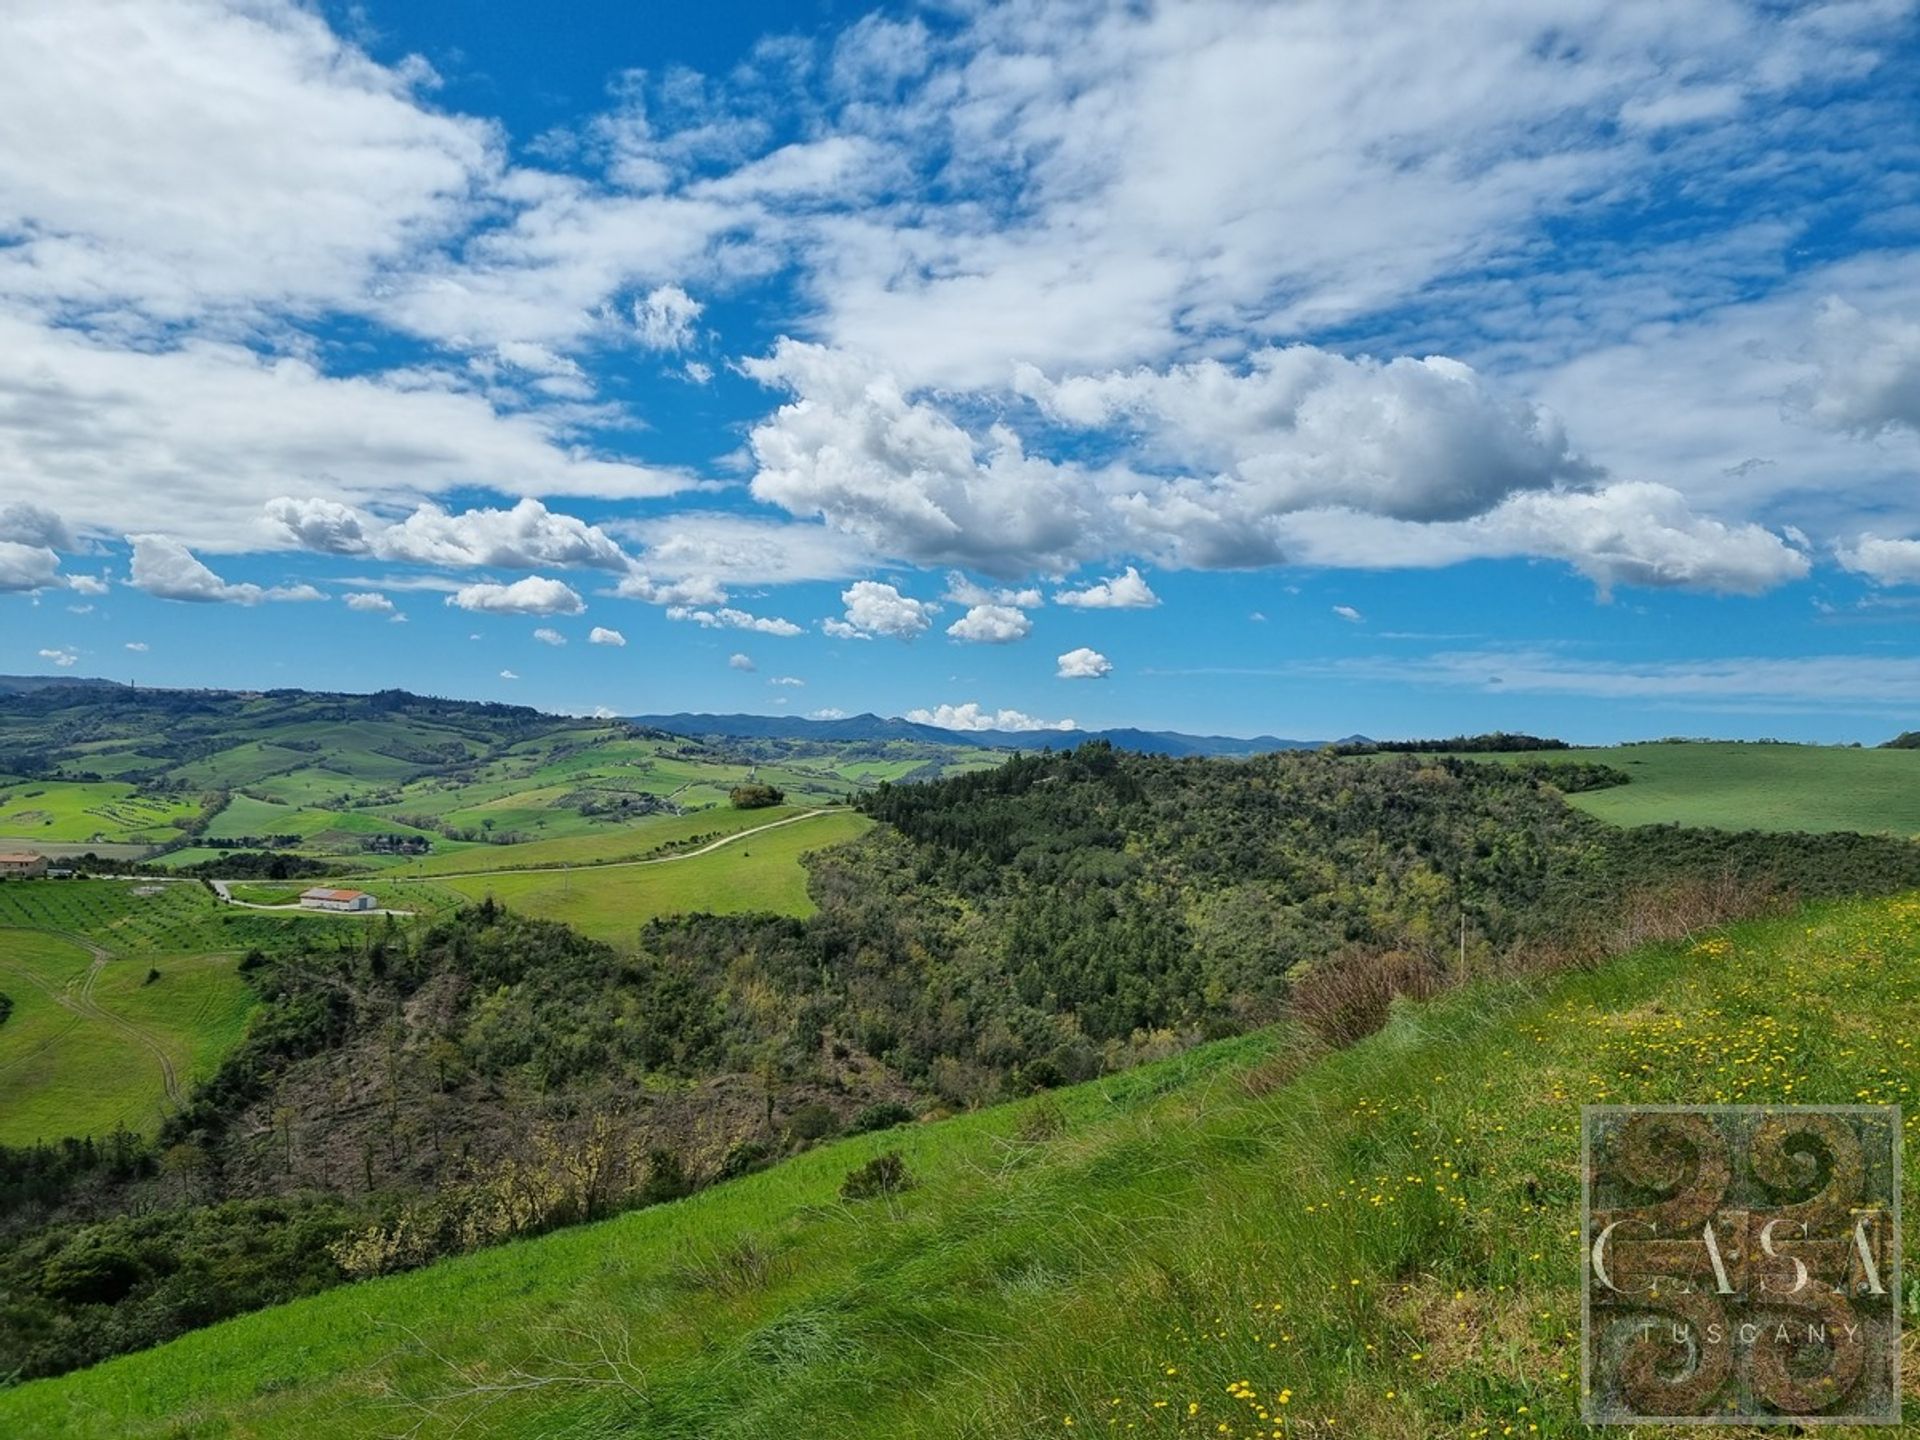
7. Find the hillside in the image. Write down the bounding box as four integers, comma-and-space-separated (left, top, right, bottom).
1440, 741, 1920, 836
7, 740, 1920, 1386
6, 888, 1915, 1437
0, 685, 998, 870
628, 710, 1337, 756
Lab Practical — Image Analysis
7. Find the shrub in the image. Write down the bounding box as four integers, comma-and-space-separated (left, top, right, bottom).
728, 783, 785, 809
839, 1151, 915, 1201
785, 1102, 839, 1143
1287, 949, 1441, 1048
0, 992, 11, 1025
719, 1139, 776, 1180
846, 1101, 915, 1135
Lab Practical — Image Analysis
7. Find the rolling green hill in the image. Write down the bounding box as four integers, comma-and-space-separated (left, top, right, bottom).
1443, 741, 1920, 835
7, 888, 1915, 1438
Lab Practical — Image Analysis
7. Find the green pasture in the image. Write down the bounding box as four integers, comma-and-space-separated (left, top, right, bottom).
419, 810, 872, 944
12, 889, 1920, 1438
0, 779, 197, 844
1453, 741, 1920, 834
0, 931, 254, 1145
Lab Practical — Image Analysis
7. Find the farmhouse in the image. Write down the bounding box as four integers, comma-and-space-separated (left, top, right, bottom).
0, 853, 48, 878
298, 886, 377, 912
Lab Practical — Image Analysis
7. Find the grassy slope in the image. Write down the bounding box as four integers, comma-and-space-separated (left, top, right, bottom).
1459, 742, 1920, 835
0, 932, 252, 1145
13, 890, 1919, 1438
418, 809, 872, 944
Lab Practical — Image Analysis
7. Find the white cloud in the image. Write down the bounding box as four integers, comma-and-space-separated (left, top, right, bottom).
343, 591, 395, 612
1798, 298, 1920, 438
809, 707, 848, 720
666, 605, 803, 636
124, 641, 148, 652
0, 542, 60, 593
683, 361, 714, 385
769, 675, 805, 686
37, 647, 77, 668
634, 284, 704, 350
65, 573, 109, 597
264, 497, 634, 572
499, 669, 519, 680
533, 626, 567, 646
1056, 647, 1112, 679
821, 619, 868, 640
1054, 566, 1160, 610
446, 576, 585, 615
618, 511, 874, 588
837, 579, 936, 639
729, 652, 756, 671
0, 0, 497, 326
589, 626, 627, 646
906, 702, 1077, 733
0, 503, 68, 592
944, 573, 1043, 608
127, 535, 320, 604
1840, 535, 1920, 587
0, 318, 691, 553
946, 603, 1032, 645
1270, 483, 1809, 598
1332, 605, 1363, 623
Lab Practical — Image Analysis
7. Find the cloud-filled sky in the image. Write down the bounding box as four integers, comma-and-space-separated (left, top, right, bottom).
4, 0, 1920, 741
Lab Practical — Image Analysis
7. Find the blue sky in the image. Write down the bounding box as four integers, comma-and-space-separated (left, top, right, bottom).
5, 0, 1920, 742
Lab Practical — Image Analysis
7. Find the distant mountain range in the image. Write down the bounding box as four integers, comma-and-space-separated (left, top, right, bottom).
0, 677, 1343, 756
629, 710, 1354, 757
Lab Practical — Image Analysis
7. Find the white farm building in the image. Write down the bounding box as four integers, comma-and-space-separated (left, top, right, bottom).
299, 887, 377, 912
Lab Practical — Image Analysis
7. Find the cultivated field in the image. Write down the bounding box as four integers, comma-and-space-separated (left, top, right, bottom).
10, 890, 1916, 1437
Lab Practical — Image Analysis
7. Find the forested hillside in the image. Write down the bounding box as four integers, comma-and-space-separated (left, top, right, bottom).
8, 742, 1920, 1381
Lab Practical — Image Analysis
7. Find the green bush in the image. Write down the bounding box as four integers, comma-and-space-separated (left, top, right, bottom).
846, 1101, 915, 1135
729, 783, 786, 809
840, 1151, 914, 1201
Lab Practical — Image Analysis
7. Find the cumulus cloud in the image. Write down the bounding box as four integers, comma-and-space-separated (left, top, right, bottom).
0, 542, 61, 593
634, 284, 704, 350
66, 574, 110, 596
38, 647, 78, 668
124, 641, 148, 652
945, 573, 1042, 608
729, 652, 756, 671
1798, 299, 1920, 437
809, 707, 848, 720
1839, 535, 1920, 586
499, 669, 519, 680
343, 591, 395, 612
837, 580, 936, 639
589, 626, 626, 646
821, 620, 868, 640
446, 576, 585, 615
769, 675, 805, 686
1054, 566, 1160, 609
946, 604, 1032, 644
0, 503, 72, 592
264, 497, 633, 572
533, 626, 567, 646
746, 341, 1114, 576
906, 702, 1077, 732
1056, 647, 1112, 679
1332, 605, 1363, 623
666, 606, 803, 636
128, 535, 321, 604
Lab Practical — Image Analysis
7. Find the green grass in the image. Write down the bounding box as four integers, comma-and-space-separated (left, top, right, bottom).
0, 879, 340, 955
0, 932, 253, 1144
0, 780, 198, 844
415, 810, 872, 944
1445, 741, 1920, 835
364, 804, 840, 878
13, 888, 1920, 1438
